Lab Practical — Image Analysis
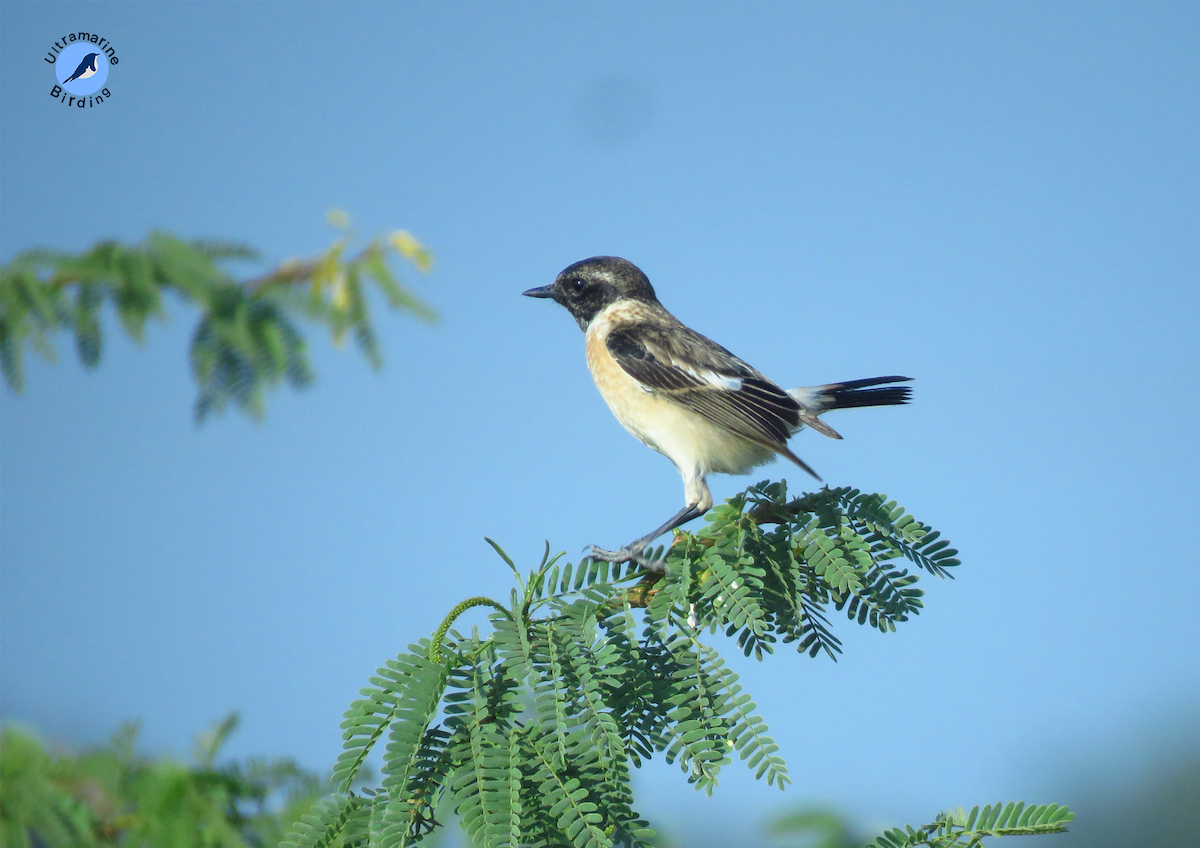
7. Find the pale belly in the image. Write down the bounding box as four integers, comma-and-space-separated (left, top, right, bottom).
585, 320, 776, 477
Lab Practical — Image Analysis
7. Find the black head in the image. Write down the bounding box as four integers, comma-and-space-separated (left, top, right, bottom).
523, 256, 658, 330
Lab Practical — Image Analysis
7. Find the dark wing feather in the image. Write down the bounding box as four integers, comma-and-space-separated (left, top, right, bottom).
606, 323, 800, 448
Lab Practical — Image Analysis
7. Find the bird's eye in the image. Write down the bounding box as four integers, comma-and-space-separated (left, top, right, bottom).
570, 278, 586, 294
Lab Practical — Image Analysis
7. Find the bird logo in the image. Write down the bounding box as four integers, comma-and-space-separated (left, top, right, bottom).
525, 256, 912, 568
62, 52, 101, 85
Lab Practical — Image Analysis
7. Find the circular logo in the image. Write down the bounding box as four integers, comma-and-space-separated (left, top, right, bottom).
55, 42, 109, 96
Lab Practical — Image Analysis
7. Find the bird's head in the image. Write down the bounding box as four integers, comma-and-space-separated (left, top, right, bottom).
523, 256, 658, 330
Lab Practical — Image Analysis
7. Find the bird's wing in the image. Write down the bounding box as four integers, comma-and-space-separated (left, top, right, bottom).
65, 59, 89, 82
606, 323, 800, 448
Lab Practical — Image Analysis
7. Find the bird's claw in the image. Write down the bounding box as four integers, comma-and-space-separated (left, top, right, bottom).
584, 544, 667, 573
586, 544, 637, 562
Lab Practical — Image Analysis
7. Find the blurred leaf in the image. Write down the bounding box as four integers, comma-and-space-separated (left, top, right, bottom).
326, 208, 352, 230
192, 711, 239, 769
769, 807, 859, 848
389, 230, 433, 272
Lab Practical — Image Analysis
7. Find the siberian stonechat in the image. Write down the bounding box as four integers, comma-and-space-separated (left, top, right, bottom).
525, 256, 911, 567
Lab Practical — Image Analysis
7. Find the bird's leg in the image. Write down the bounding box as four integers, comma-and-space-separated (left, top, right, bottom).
589, 472, 713, 570
588, 503, 705, 570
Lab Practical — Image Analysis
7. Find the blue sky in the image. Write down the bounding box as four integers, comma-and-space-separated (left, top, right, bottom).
2, 2, 1198, 843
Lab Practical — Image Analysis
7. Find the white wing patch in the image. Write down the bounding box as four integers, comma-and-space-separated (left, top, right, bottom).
681, 365, 743, 391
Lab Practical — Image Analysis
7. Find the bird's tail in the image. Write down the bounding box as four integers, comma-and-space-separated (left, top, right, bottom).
787, 376, 913, 439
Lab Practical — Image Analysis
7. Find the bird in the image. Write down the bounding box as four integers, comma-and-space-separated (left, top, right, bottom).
62, 53, 101, 85
523, 256, 912, 568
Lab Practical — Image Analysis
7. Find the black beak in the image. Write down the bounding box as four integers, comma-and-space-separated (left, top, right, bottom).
522, 285, 555, 299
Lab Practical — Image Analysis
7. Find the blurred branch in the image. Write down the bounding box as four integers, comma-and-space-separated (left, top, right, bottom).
0, 209, 434, 422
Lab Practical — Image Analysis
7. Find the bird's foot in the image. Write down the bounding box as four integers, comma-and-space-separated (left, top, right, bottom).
585, 544, 668, 573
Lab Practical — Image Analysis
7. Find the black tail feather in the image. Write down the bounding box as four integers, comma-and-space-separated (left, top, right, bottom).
829, 376, 913, 410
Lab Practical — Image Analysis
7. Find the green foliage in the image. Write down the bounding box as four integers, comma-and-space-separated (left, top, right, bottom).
766, 803, 1076, 848
666, 481, 959, 661
865, 803, 1076, 848
0, 713, 331, 848
282, 480, 1056, 848
0, 210, 434, 422
768, 805, 862, 848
